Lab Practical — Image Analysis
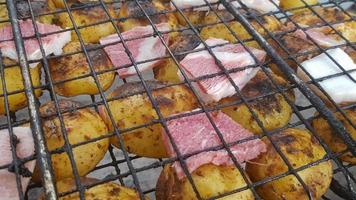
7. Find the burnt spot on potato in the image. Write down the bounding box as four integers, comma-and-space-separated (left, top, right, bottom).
170, 31, 201, 61
109, 80, 166, 99
39, 99, 81, 118
290, 7, 350, 26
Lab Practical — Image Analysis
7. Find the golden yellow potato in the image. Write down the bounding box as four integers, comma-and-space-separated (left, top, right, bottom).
200, 10, 281, 45
246, 128, 333, 200
32, 100, 110, 182
119, 0, 178, 39
39, 177, 147, 200
48, 41, 115, 97
220, 71, 294, 134
175, 10, 206, 26
99, 81, 198, 158
312, 108, 356, 164
290, 7, 351, 26
280, 0, 318, 13
154, 31, 200, 83
0, 58, 42, 115
156, 164, 254, 200
57, 4, 117, 43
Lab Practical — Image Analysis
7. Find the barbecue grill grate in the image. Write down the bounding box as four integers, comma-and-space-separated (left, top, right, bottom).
0, 0, 355, 199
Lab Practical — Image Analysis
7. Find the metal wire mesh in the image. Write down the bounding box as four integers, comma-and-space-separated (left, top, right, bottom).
0, 0, 355, 199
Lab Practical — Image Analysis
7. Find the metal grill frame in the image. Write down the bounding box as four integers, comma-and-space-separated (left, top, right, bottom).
0, 0, 355, 199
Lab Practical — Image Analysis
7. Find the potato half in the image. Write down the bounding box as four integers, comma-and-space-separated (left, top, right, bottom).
119, 0, 178, 36
246, 128, 333, 200
32, 100, 109, 182
156, 164, 254, 200
57, 4, 117, 43
39, 177, 147, 200
220, 71, 294, 134
290, 7, 351, 26
48, 41, 115, 97
0, 58, 42, 115
280, 0, 318, 13
99, 81, 198, 158
312, 108, 356, 164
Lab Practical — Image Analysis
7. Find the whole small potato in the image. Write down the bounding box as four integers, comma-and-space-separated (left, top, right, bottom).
39, 177, 147, 200
156, 164, 254, 200
99, 81, 198, 158
57, 4, 118, 43
220, 71, 294, 134
246, 128, 333, 200
32, 100, 109, 182
312, 108, 356, 164
0, 58, 42, 115
48, 42, 115, 97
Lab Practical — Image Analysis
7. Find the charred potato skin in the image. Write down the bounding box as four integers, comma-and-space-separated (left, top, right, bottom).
57, 5, 117, 43
246, 128, 333, 200
99, 81, 198, 158
32, 100, 109, 182
220, 72, 294, 134
0, 59, 42, 115
290, 7, 351, 26
156, 164, 254, 200
39, 177, 146, 200
312, 108, 356, 164
49, 42, 115, 97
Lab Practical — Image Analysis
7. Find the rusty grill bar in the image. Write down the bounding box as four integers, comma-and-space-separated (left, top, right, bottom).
0, 0, 355, 199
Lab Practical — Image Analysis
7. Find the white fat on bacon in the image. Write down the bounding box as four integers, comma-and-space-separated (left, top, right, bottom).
294, 28, 345, 47
171, 0, 279, 13
0, 127, 35, 200
299, 48, 356, 104
179, 38, 266, 102
100, 23, 170, 78
0, 20, 71, 68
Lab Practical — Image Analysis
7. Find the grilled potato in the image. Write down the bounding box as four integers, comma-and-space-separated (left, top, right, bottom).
50, 0, 114, 9
119, 0, 178, 37
0, 0, 55, 28
280, 0, 318, 13
220, 71, 294, 134
290, 7, 351, 26
175, 10, 206, 26
57, 4, 117, 43
312, 108, 356, 164
154, 31, 201, 83
0, 58, 42, 115
156, 164, 254, 200
200, 10, 281, 47
39, 177, 147, 200
246, 128, 333, 200
32, 100, 109, 182
48, 41, 115, 97
98, 81, 198, 158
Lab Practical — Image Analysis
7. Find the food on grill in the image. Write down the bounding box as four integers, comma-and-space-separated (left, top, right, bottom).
156, 164, 254, 200
39, 177, 147, 200
162, 111, 266, 179
220, 71, 294, 134
100, 23, 170, 78
280, 0, 318, 13
290, 7, 351, 26
48, 41, 115, 97
0, 127, 35, 200
0, 20, 71, 68
298, 48, 356, 105
0, 58, 42, 115
154, 31, 201, 83
57, 4, 117, 43
246, 128, 333, 200
312, 108, 356, 164
98, 81, 198, 158
201, 10, 281, 45
119, 0, 178, 37
32, 100, 109, 183
179, 38, 266, 102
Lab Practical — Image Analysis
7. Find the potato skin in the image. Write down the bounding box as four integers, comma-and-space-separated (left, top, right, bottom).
280, 0, 318, 13
220, 71, 294, 134
99, 81, 198, 158
156, 164, 254, 200
175, 11, 206, 26
312, 108, 356, 164
48, 42, 115, 97
32, 100, 109, 182
246, 128, 333, 200
0, 59, 42, 115
39, 177, 146, 200
57, 5, 117, 43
